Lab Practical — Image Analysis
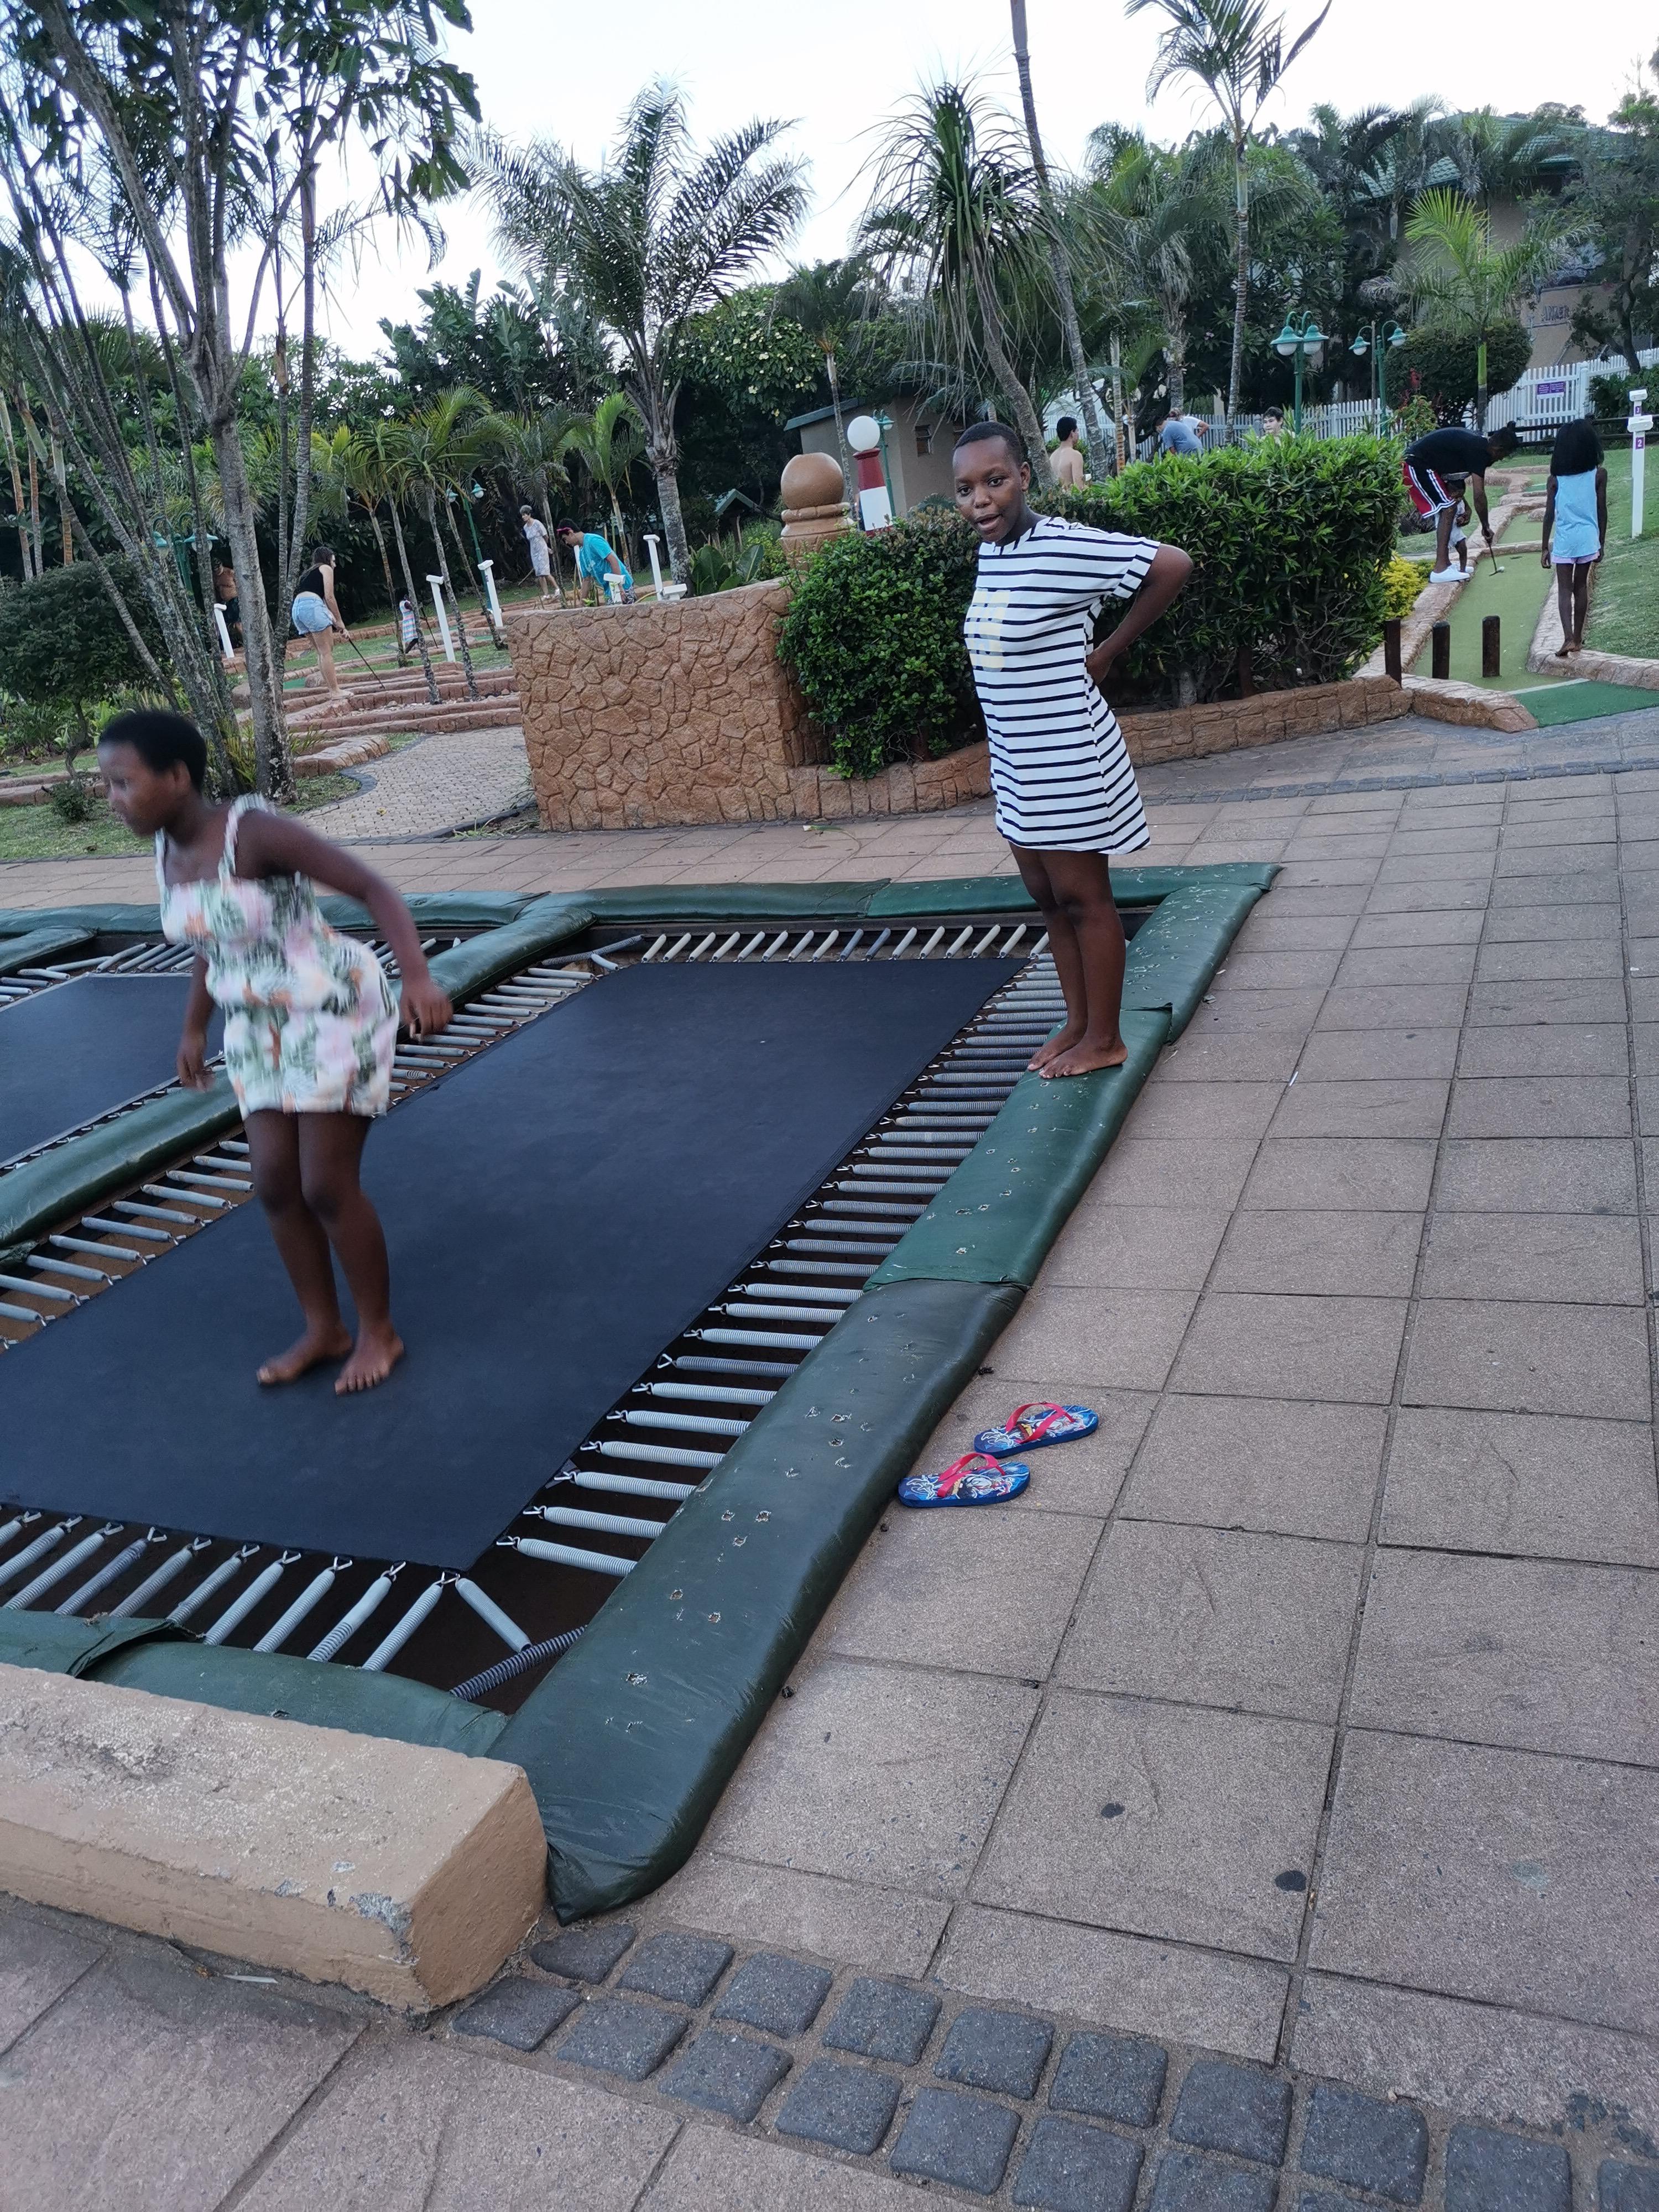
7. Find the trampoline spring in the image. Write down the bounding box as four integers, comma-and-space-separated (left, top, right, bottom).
42, 1235, 136, 1271
561, 1468, 696, 1503
169, 1168, 253, 1193
453, 1576, 530, 1651
142, 1183, 226, 1212
737, 1280, 858, 1306
945, 928, 975, 957
758, 931, 791, 961
596, 1439, 724, 1470
6, 1525, 121, 1611
1001, 926, 1029, 954
662, 934, 694, 962
0, 1298, 43, 1325
450, 1624, 587, 1703
0, 1520, 77, 1592
875, 1131, 977, 1149
361, 1577, 448, 1672
217, 1140, 251, 1155
170, 1546, 260, 1626
698, 1327, 825, 1352
533, 1504, 666, 1542
638, 1381, 776, 1407
111, 1540, 213, 1620
80, 1216, 169, 1243
717, 1300, 841, 1326
0, 1512, 41, 1551
309, 1567, 401, 1662
786, 932, 817, 963
684, 933, 718, 962
832, 1181, 943, 1200
915, 929, 946, 957
820, 1198, 926, 1218
767, 1259, 872, 1281
811, 932, 844, 963
671, 1353, 799, 1380
54, 1535, 154, 1615
204, 1552, 301, 1646
588, 934, 645, 969
781, 1241, 895, 1261
970, 926, 1003, 957
110, 1202, 197, 1229
707, 933, 743, 962
732, 932, 767, 962
862, 929, 892, 961
641, 935, 669, 962
617, 1408, 750, 1438
511, 1536, 634, 1579
890, 928, 918, 958
837, 931, 864, 961
253, 1562, 347, 1652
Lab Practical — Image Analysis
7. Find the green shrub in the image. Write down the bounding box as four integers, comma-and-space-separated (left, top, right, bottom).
779, 437, 1401, 778
1381, 555, 1428, 620
49, 773, 95, 824
0, 560, 165, 773
1383, 321, 1531, 422
1590, 369, 1644, 422
687, 535, 791, 596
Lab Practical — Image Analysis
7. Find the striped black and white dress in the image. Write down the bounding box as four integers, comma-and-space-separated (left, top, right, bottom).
964, 514, 1158, 853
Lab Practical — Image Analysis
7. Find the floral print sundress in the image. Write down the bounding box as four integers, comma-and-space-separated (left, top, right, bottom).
155, 794, 398, 1117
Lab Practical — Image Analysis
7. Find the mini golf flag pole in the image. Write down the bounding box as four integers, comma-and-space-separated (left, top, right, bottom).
426, 575, 455, 661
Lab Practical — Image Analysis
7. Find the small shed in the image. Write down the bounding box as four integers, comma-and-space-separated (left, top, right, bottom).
785, 396, 967, 518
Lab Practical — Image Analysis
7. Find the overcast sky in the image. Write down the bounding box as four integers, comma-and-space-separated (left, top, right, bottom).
316, 0, 1651, 358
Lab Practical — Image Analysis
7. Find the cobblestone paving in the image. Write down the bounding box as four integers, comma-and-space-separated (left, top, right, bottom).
299, 726, 533, 840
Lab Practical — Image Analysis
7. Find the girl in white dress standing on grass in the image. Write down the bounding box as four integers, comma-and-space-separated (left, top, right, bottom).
954, 419, 1193, 1078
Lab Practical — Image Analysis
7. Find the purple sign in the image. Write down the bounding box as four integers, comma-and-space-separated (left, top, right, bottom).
1535, 379, 1568, 397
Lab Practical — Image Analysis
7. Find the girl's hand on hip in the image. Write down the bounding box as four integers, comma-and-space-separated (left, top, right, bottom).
400, 978, 453, 1038
177, 1026, 212, 1089
1084, 641, 1121, 689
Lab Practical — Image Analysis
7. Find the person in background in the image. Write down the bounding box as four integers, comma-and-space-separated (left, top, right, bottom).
520, 504, 560, 603
1157, 404, 1205, 457
1050, 415, 1087, 488
556, 521, 633, 603
1402, 420, 1520, 582
1261, 407, 1286, 439
290, 544, 348, 694
1446, 483, 1472, 577
954, 419, 1193, 1079
1540, 418, 1609, 658
212, 559, 242, 649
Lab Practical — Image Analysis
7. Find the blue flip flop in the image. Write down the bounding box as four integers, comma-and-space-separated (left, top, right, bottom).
898, 1452, 1031, 1508
973, 1401, 1099, 1458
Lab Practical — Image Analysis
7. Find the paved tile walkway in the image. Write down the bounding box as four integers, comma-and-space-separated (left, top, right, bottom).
301, 726, 534, 839
6, 708, 1659, 2207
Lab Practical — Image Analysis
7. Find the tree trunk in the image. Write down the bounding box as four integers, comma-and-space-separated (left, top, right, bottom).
19, 393, 44, 573
978, 280, 1054, 488
653, 457, 691, 582
1165, 311, 1188, 415
0, 392, 32, 580
1228, 142, 1250, 424
1010, 0, 1111, 482
213, 417, 294, 802
53, 441, 72, 563
1475, 334, 1488, 430
363, 504, 403, 659
825, 352, 855, 505
387, 498, 441, 704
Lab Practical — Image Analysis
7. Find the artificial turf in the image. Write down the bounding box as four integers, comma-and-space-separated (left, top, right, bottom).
1585, 448, 1659, 661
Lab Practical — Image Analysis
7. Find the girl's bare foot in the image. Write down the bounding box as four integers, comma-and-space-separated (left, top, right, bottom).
258, 1323, 352, 1386
1554, 640, 1572, 659
1566, 639, 1582, 655
1029, 1022, 1082, 1071
1043, 1037, 1130, 1078
336, 1326, 404, 1395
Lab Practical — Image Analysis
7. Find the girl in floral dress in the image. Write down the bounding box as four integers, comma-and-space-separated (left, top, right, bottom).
99, 709, 452, 1394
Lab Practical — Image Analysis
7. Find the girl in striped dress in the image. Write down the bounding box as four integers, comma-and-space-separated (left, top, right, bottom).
955, 420, 1193, 1078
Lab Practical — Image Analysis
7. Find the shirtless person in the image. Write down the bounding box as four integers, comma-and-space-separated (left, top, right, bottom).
1402, 421, 1520, 582
1051, 415, 1087, 489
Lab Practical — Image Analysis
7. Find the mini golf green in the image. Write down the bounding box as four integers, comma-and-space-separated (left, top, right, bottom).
1411, 511, 1657, 725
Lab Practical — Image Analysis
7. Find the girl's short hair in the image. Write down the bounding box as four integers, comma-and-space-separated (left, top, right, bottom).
953, 419, 1026, 466
309, 543, 336, 565
100, 708, 207, 792
1550, 418, 1603, 477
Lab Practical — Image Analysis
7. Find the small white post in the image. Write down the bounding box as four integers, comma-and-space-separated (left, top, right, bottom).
643, 533, 666, 596
478, 558, 503, 629
211, 603, 234, 663
426, 574, 455, 661
603, 571, 627, 603
1630, 390, 1650, 541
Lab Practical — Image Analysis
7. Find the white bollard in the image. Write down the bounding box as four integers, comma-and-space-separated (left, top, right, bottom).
478, 558, 503, 629
212, 603, 234, 663
426, 575, 455, 660
643, 534, 666, 596
1630, 390, 1650, 540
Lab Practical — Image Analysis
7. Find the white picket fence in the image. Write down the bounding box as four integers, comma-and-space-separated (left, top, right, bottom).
1484, 351, 1659, 431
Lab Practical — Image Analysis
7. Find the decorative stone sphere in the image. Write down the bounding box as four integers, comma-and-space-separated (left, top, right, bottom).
780, 450, 846, 510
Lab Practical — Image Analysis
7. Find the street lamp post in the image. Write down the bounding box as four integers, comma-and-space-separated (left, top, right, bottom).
1348, 321, 1407, 436
1272, 311, 1328, 434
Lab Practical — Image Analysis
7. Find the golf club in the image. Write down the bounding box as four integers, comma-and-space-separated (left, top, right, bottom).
341, 628, 392, 690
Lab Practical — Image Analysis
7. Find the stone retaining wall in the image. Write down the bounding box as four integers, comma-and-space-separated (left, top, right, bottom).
1118, 674, 1407, 765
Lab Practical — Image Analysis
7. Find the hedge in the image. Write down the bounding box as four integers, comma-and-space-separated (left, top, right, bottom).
778, 435, 1401, 779
1383, 320, 1531, 422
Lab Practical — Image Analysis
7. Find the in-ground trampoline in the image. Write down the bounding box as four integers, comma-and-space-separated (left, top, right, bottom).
0, 867, 1272, 1918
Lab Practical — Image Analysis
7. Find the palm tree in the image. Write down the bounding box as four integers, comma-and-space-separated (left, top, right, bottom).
1010, 2, 1112, 478
772, 260, 872, 502
481, 404, 577, 565
474, 87, 808, 583
860, 79, 1055, 486
360, 421, 442, 701
1403, 187, 1571, 426
1126, 0, 1331, 421
382, 393, 494, 697
564, 391, 645, 583
1083, 135, 1227, 418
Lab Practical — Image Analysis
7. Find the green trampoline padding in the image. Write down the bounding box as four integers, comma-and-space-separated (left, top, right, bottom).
1, 863, 1274, 1919
1514, 679, 1659, 727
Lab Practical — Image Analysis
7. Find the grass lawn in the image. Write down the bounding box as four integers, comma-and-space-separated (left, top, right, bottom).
1586, 447, 1659, 660
0, 771, 365, 863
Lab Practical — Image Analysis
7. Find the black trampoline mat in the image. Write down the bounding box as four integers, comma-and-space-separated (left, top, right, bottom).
0, 974, 222, 1169
2, 958, 1017, 1568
